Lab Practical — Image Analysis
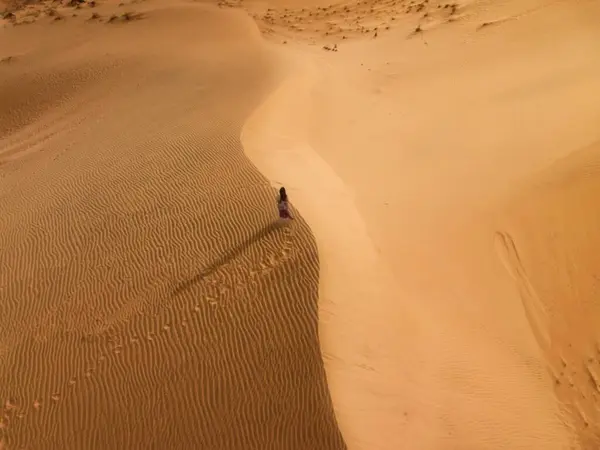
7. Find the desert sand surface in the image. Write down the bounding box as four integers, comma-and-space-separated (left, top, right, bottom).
1, 0, 600, 449
0, 2, 345, 449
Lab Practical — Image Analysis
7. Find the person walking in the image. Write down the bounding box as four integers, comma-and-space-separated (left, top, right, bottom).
278, 186, 293, 220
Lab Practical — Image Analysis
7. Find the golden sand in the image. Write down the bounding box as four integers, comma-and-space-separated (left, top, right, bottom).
1, 0, 600, 448
1, 2, 344, 448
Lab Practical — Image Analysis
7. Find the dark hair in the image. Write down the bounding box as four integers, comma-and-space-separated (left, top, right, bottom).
279, 186, 288, 202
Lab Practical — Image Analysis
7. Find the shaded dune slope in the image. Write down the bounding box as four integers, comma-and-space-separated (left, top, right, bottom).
0, 5, 346, 449
497, 141, 600, 449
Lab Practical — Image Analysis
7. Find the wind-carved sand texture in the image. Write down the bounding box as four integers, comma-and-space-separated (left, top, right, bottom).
0, 4, 345, 449
2, 0, 600, 449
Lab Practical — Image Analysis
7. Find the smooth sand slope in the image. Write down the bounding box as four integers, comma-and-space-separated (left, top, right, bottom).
0, 2, 345, 449
241, 0, 600, 448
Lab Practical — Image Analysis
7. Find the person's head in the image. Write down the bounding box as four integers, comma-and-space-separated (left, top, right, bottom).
279, 186, 287, 201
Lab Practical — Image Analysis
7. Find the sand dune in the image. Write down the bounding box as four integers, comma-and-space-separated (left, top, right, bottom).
2, 0, 600, 448
1, 3, 344, 449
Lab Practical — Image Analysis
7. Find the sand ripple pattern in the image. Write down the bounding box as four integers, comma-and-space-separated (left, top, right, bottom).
0, 27, 345, 450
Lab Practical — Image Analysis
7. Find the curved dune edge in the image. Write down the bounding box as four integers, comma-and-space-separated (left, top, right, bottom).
241, 47, 435, 448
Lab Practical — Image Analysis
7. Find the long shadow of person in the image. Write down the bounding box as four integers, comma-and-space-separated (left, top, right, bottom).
172, 220, 285, 297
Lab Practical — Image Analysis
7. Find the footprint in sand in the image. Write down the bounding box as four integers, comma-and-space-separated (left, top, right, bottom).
4, 399, 16, 411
